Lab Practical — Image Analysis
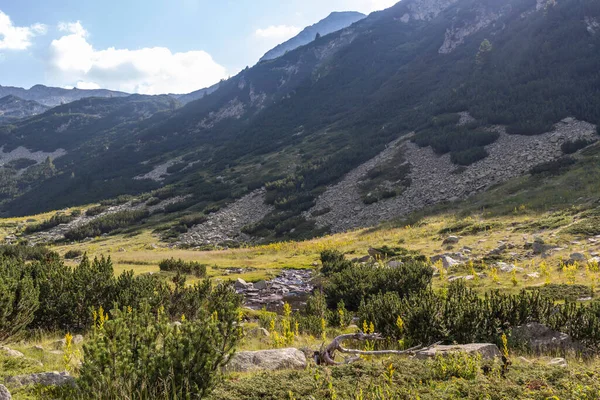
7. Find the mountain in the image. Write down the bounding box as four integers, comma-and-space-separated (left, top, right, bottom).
259, 11, 366, 62
0, 95, 50, 125
0, 84, 129, 108
170, 81, 222, 105
1, 0, 600, 245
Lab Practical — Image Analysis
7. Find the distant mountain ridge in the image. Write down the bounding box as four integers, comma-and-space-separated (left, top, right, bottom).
0, 85, 129, 108
0, 95, 50, 125
259, 11, 366, 62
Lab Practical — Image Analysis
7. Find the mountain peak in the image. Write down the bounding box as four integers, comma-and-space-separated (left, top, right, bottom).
259, 11, 366, 62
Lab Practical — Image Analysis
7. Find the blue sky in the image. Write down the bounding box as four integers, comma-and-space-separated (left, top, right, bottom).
0, 0, 397, 94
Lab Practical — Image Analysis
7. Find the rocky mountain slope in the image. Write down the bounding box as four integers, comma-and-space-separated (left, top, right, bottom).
0, 95, 49, 125
1, 0, 600, 245
0, 84, 129, 108
259, 11, 366, 62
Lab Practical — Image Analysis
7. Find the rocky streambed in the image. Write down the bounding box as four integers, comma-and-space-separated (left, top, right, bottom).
235, 269, 314, 311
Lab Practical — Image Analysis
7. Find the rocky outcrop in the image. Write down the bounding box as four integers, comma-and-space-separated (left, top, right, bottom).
4, 372, 75, 388
0, 385, 10, 400
308, 117, 597, 233
585, 17, 600, 35
512, 323, 577, 353
439, 6, 507, 54
199, 98, 245, 129
226, 348, 307, 372
403, 0, 460, 22
416, 343, 501, 360
179, 189, 274, 247
235, 269, 314, 310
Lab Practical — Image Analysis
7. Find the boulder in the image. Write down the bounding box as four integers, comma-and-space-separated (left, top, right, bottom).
0, 385, 10, 400
253, 280, 268, 290
442, 236, 460, 245
569, 253, 586, 263
548, 357, 568, 367
235, 278, 251, 290
226, 348, 307, 372
4, 372, 75, 388
247, 327, 270, 338
0, 346, 24, 358
497, 262, 524, 273
512, 323, 576, 353
441, 256, 460, 269
416, 343, 501, 360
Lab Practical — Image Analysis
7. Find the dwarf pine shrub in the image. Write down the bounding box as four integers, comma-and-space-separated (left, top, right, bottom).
79, 282, 242, 399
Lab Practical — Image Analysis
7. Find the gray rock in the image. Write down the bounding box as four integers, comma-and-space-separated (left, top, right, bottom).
548, 357, 568, 367
4, 372, 75, 388
441, 256, 460, 269
0, 346, 24, 358
569, 253, 586, 263
442, 236, 460, 245
416, 343, 501, 360
0, 385, 10, 400
526, 272, 541, 279
226, 348, 307, 372
387, 260, 404, 268
512, 323, 576, 353
248, 327, 270, 338
235, 278, 250, 290
253, 280, 268, 290
52, 339, 66, 349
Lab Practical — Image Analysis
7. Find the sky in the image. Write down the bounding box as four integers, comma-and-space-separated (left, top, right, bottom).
0, 0, 398, 95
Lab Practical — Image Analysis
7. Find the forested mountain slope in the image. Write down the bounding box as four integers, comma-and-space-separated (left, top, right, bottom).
0, 0, 599, 242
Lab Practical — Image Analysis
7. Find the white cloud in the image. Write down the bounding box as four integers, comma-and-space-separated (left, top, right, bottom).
48, 22, 229, 95
255, 25, 301, 39
0, 10, 47, 50
58, 21, 87, 37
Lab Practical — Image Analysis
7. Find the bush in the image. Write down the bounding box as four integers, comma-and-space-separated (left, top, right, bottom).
159, 258, 208, 277
450, 147, 488, 166
85, 205, 108, 217
529, 157, 576, 175
561, 139, 593, 154
166, 162, 188, 174
64, 210, 149, 241
24, 213, 75, 234
0, 257, 39, 343
323, 259, 433, 310
79, 284, 241, 399
64, 249, 83, 259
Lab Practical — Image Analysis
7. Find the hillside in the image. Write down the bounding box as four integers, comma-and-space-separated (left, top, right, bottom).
0, 0, 598, 244
259, 11, 366, 61
0, 95, 49, 125
0, 84, 129, 107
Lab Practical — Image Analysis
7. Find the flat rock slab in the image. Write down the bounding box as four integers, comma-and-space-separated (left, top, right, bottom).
226, 348, 307, 372
4, 372, 75, 388
416, 343, 501, 360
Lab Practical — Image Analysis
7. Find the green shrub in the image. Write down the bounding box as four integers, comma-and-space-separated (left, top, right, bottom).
85, 205, 108, 217
159, 258, 208, 277
429, 352, 481, 381
0, 257, 39, 343
64, 210, 149, 241
79, 286, 241, 399
166, 162, 188, 174
24, 213, 75, 234
324, 259, 432, 310
562, 139, 593, 154
529, 157, 576, 175
146, 197, 161, 206
565, 217, 600, 236
64, 249, 83, 259
450, 147, 488, 166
